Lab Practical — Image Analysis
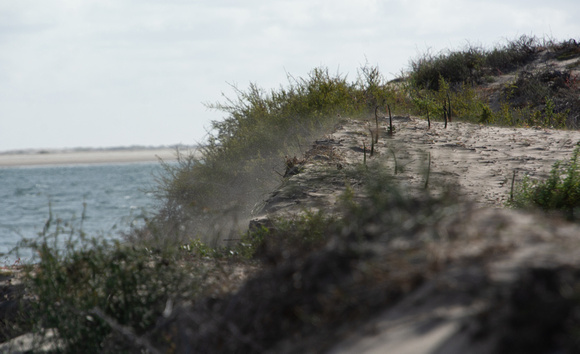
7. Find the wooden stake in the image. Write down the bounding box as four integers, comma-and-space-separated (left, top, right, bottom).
387, 104, 394, 136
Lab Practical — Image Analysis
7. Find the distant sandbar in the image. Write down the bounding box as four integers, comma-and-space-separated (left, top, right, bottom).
0, 148, 187, 167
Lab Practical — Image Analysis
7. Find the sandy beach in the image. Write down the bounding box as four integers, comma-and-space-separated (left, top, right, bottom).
0, 148, 186, 167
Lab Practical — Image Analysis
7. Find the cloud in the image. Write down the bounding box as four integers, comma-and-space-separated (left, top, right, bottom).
0, 0, 579, 150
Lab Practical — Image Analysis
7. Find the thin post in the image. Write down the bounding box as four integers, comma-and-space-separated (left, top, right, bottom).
387, 104, 394, 136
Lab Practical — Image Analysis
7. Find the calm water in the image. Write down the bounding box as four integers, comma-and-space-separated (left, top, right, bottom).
0, 162, 165, 263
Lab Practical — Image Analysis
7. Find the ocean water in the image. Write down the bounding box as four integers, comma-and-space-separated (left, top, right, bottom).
0, 162, 165, 263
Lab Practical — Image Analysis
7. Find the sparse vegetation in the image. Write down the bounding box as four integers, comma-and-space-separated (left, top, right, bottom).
409, 35, 541, 90
509, 146, 580, 220
407, 35, 580, 129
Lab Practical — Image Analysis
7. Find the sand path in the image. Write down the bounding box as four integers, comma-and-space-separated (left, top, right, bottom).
256, 115, 580, 224
368, 116, 580, 206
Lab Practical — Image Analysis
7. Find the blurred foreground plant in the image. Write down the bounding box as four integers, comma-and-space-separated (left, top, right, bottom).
14, 210, 203, 353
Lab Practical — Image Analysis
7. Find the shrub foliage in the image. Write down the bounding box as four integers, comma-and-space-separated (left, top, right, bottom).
16, 216, 203, 353
152, 65, 403, 243
407, 35, 580, 129
509, 146, 580, 220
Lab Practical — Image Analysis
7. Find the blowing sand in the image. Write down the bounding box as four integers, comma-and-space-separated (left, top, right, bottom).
0, 148, 181, 167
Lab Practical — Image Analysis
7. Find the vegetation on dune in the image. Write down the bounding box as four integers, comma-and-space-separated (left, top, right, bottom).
150, 64, 407, 245
412, 36, 580, 218
408, 35, 580, 129
146, 167, 467, 353
4, 35, 580, 352
409, 35, 541, 90
147, 35, 580, 248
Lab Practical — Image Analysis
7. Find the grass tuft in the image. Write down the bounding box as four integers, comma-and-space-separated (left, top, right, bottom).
508, 146, 580, 220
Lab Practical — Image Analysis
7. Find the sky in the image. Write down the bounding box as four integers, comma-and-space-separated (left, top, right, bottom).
1, 0, 579, 151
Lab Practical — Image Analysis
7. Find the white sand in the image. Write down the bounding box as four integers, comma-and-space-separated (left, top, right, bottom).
333, 117, 580, 207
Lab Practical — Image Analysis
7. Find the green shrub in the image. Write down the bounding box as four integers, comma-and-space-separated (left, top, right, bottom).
409, 35, 540, 90
407, 36, 579, 129
409, 46, 486, 90
479, 103, 494, 123
542, 97, 568, 128
409, 75, 486, 124
151, 64, 400, 244
509, 147, 580, 220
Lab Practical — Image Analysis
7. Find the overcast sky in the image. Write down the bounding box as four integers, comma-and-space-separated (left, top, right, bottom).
1, 0, 578, 151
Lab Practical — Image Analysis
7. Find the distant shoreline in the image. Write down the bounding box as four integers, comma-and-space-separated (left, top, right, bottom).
0, 148, 188, 167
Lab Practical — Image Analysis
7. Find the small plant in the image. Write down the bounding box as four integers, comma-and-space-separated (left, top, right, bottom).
237, 225, 269, 259
389, 148, 399, 175
367, 123, 376, 157
363, 141, 367, 165
543, 97, 568, 128
479, 103, 494, 124
509, 146, 580, 220
182, 238, 224, 258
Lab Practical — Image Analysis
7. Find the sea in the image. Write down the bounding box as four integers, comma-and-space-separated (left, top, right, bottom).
0, 162, 166, 264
